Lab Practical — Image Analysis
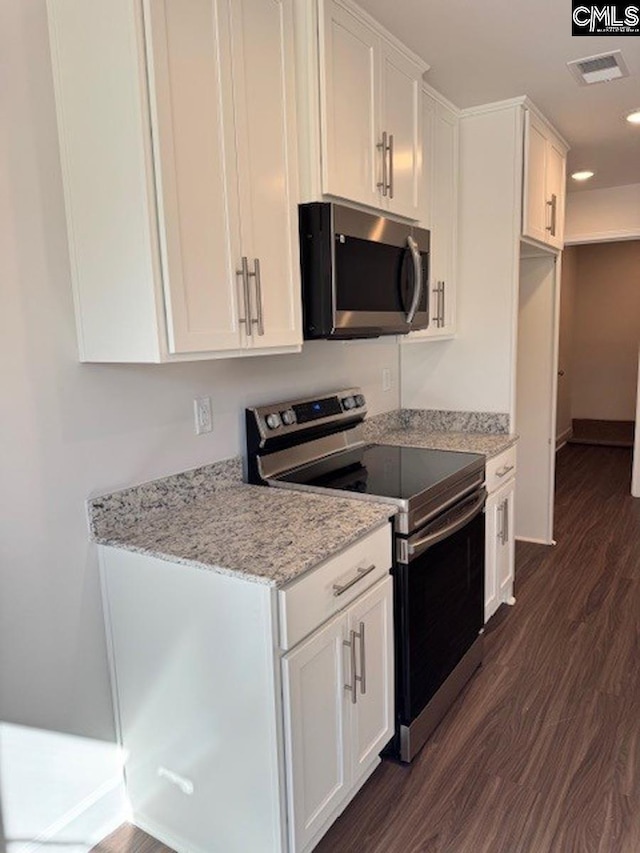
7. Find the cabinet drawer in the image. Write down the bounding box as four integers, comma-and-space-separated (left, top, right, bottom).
278, 524, 392, 650
486, 445, 517, 494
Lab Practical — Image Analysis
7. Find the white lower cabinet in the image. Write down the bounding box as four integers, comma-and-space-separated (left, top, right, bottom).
484, 448, 517, 623
99, 523, 393, 853
282, 576, 394, 853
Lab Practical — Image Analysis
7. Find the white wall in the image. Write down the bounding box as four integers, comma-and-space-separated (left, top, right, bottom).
565, 183, 640, 245
402, 104, 522, 419
0, 1, 400, 845
570, 241, 640, 421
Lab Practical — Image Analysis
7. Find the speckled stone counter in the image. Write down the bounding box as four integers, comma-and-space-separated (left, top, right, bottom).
88, 458, 395, 587
363, 410, 517, 458
369, 428, 517, 458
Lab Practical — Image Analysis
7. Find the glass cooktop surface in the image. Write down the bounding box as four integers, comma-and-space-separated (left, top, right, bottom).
275, 444, 484, 501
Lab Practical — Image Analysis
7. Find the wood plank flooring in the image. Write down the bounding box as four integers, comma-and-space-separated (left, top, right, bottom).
94, 445, 640, 853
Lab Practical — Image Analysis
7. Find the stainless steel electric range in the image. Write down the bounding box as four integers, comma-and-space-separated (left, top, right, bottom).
246, 388, 486, 762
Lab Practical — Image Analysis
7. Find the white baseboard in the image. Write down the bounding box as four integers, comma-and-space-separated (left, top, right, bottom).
18, 777, 126, 853
133, 814, 209, 853
556, 427, 573, 450
515, 536, 555, 546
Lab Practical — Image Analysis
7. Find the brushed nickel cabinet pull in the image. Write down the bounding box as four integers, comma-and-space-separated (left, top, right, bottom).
504, 497, 509, 545
388, 133, 394, 199
333, 564, 376, 596
355, 621, 366, 695
343, 630, 357, 704
236, 256, 252, 336
546, 194, 557, 236
441, 280, 446, 328
250, 258, 264, 336
377, 131, 388, 197
497, 464, 515, 478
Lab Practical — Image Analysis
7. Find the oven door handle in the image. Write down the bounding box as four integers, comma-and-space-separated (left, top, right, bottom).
407, 489, 486, 558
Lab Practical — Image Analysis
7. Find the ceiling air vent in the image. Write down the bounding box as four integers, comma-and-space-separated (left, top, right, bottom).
567, 50, 630, 85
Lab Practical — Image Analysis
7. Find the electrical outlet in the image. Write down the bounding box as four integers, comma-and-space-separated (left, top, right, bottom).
382, 367, 392, 392
194, 396, 213, 435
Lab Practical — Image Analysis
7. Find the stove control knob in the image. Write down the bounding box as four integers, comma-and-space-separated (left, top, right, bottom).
342, 395, 356, 410
265, 412, 282, 430
354, 394, 365, 408
281, 409, 296, 426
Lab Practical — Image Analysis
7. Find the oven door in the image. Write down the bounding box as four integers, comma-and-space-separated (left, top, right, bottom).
395, 489, 486, 728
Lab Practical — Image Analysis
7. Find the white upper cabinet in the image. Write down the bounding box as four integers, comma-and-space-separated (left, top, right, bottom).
377, 40, 422, 218
405, 88, 459, 342
47, 0, 301, 362
522, 108, 567, 250
299, 0, 427, 220
320, 2, 379, 209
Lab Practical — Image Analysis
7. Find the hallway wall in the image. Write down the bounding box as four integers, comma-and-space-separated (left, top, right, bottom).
571, 241, 640, 422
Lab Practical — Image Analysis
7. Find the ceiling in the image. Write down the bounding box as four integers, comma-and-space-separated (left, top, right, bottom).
357, 0, 640, 192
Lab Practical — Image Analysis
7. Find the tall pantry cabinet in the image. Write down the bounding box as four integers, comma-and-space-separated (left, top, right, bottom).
47, 0, 302, 362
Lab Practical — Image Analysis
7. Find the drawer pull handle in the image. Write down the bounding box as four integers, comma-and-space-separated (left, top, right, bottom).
497, 464, 515, 478
333, 564, 376, 597
343, 630, 358, 704
355, 621, 366, 695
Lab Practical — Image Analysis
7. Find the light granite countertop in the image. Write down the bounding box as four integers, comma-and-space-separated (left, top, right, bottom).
90, 406, 516, 588
370, 427, 518, 458
362, 409, 518, 458
91, 466, 395, 588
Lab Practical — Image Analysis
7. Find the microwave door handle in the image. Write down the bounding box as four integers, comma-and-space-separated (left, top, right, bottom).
405, 236, 423, 325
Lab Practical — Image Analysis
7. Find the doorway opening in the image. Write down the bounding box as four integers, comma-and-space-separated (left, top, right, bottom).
556, 239, 639, 492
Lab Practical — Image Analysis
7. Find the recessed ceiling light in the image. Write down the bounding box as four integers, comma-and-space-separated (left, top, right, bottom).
571, 171, 595, 181
626, 109, 640, 125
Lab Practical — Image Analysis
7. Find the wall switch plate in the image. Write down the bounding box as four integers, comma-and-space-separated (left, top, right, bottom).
382, 368, 392, 392
194, 396, 213, 435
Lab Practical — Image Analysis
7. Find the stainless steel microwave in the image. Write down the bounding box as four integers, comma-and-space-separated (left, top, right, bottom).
299, 202, 430, 339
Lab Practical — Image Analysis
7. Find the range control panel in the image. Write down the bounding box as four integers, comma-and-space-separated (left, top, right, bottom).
248, 389, 367, 440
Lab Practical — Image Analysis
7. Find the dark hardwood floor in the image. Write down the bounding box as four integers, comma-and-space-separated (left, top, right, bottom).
94, 445, 640, 853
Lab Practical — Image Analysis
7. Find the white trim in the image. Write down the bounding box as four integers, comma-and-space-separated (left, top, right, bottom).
21, 775, 126, 853
421, 80, 460, 115
134, 815, 209, 853
564, 228, 640, 246
460, 96, 527, 119
515, 536, 555, 546
332, 0, 429, 72
556, 426, 573, 449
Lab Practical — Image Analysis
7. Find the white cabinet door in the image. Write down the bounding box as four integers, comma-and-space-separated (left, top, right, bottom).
485, 477, 516, 622
497, 479, 516, 602
522, 109, 566, 249
282, 611, 349, 853
545, 137, 566, 250
49, 0, 302, 362
145, 0, 242, 354
430, 100, 458, 335
405, 92, 458, 342
484, 489, 501, 623
347, 577, 394, 782
230, 0, 302, 349
379, 41, 421, 220
522, 110, 548, 247
320, 0, 379, 209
